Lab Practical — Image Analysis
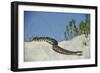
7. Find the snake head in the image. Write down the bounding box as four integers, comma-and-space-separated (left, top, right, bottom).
76, 51, 83, 56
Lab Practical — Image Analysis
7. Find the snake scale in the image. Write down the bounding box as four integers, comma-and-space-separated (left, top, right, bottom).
32, 37, 82, 56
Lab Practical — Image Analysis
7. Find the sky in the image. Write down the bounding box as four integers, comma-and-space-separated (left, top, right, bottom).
24, 11, 87, 41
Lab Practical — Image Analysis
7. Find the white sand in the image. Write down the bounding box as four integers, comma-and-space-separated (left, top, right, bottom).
24, 35, 90, 62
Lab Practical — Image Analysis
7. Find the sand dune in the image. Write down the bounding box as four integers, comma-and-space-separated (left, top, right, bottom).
24, 35, 90, 62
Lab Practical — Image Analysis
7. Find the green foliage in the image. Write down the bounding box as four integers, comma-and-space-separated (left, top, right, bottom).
72, 19, 78, 36
77, 14, 90, 37
77, 21, 86, 35
69, 21, 73, 33
64, 19, 77, 40
66, 25, 69, 33
64, 32, 67, 40
64, 14, 90, 41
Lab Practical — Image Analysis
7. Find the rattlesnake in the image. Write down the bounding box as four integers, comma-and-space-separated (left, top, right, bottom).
31, 37, 82, 56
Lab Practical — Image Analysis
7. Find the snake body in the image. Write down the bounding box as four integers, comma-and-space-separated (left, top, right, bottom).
32, 37, 82, 56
